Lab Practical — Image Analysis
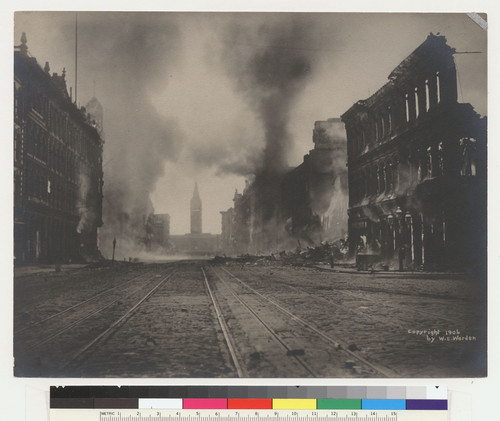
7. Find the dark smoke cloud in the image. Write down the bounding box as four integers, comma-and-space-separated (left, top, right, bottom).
217, 15, 322, 240
187, 139, 260, 177
71, 13, 185, 258
220, 15, 317, 175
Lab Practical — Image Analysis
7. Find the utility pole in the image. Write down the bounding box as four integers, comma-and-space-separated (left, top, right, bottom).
75, 12, 78, 104
112, 237, 116, 263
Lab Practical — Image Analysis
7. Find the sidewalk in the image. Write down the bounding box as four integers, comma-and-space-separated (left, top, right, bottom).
14, 263, 88, 278
311, 263, 464, 280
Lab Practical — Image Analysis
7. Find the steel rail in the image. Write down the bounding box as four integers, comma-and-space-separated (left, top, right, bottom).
263, 274, 465, 326
22, 269, 173, 352
329, 287, 464, 325
59, 270, 177, 370
201, 267, 246, 378
15, 268, 157, 335
220, 266, 397, 377
210, 267, 318, 377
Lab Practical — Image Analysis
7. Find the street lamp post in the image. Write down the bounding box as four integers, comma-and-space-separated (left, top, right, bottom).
396, 207, 404, 271
405, 211, 414, 264
387, 214, 395, 253
112, 237, 116, 263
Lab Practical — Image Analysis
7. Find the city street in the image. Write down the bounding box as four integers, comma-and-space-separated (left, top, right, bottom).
13, 260, 486, 378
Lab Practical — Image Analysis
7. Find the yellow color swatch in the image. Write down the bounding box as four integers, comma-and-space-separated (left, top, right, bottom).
272, 399, 317, 410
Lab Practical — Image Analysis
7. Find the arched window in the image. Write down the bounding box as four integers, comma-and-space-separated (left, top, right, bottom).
425, 146, 433, 179
414, 87, 420, 118
437, 142, 444, 176
386, 161, 393, 192
375, 164, 381, 194
436, 72, 441, 104
405, 94, 410, 122
459, 138, 478, 176
379, 163, 386, 193
392, 158, 399, 191
416, 153, 422, 182
425, 79, 430, 112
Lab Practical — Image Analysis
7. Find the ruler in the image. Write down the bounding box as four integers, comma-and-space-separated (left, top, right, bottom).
50, 409, 447, 421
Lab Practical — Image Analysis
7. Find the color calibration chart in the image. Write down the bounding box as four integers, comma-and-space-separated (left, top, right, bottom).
50, 386, 448, 421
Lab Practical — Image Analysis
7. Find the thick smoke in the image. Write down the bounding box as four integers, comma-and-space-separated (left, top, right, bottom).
220, 16, 316, 175
76, 171, 91, 234
74, 13, 184, 259
219, 16, 320, 249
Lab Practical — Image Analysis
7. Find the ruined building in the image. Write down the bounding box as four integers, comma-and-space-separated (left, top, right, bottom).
219, 206, 235, 254
14, 33, 104, 264
220, 119, 348, 255
220, 188, 251, 255
146, 213, 170, 250
341, 33, 486, 273
282, 118, 348, 247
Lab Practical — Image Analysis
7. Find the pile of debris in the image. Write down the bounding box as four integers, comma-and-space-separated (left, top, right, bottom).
213, 240, 350, 267
279, 241, 345, 266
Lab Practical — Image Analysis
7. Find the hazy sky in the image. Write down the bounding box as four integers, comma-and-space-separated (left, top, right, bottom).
14, 12, 487, 235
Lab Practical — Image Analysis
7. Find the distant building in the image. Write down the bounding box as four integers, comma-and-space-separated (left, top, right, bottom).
190, 182, 202, 234
14, 33, 104, 264
341, 33, 486, 272
219, 207, 235, 254
170, 183, 219, 255
169, 233, 219, 256
220, 188, 251, 256
148, 213, 170, 250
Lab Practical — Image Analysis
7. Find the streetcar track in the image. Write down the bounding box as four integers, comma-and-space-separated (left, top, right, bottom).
201, 267, 246, 378
251, 278, 407, 331
15, 269, 168, 350
234, 269, 468, 326
208, 266, 318, 377
59, 269, 177, 370
21, 270, 172, 352
269, 277, 460, 326
15, 268, 158, 335
218, 266, 397, 377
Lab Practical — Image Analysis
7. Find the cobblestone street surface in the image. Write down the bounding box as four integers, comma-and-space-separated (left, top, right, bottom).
14, 261, 486, 378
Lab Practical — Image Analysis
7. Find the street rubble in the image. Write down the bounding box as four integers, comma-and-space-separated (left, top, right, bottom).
213, 240, 354, 269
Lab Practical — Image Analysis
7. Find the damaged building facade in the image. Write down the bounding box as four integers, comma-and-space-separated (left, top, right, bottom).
282, 118, 348, 247
342, 34, 486, 272
145, 213, 170, 250
220, 119, 348, 255
220, 188, 251, 255
14, 34, 104, 264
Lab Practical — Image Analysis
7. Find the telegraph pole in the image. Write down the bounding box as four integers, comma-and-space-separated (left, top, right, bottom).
75, 12, 78, 104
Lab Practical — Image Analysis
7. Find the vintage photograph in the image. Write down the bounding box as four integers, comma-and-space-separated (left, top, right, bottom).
13, 12, 487, 378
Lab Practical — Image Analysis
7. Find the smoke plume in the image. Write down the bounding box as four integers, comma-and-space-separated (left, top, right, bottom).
220, 16, 316, 175
218, 15, 321, 249
72, 13, 185, 258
